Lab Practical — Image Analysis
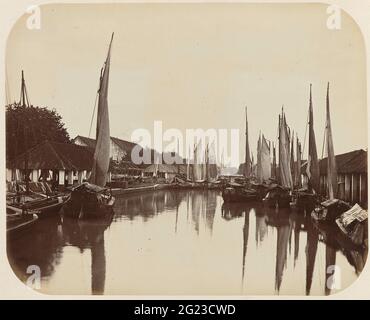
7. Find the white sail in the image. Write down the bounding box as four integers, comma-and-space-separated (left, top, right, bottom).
193, 140, 204, 182
207, 141, 218, 181
278, 111, 293, 188
257, 133, 271, 183
261, 135, 271, 182
90, 33, 113, 187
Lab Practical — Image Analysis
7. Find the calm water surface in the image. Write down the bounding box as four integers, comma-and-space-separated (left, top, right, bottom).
7, 190, 367, 295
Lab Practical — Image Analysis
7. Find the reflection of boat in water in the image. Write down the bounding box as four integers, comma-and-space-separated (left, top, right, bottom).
221, 202, 246, 221
313, 219, 368, 294
305, 219, 319, 295
61, 214, 113, 294
242, 210, 250, 282
7, 215, 64, 284
275, 219, 292, 293
6, 206, 39, 239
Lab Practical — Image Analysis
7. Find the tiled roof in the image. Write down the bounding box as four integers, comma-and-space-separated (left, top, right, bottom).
10, 140, 94, 171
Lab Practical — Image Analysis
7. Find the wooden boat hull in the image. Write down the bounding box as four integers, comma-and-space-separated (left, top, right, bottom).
222, 187, 257, 203
296, 192, 317, 208
6, 210, 39, 239
263, 196, 291, 209
311, 200, 351, 223
263, 187, 291, 209
7, 194, 70, 219
63, 183, 115, 219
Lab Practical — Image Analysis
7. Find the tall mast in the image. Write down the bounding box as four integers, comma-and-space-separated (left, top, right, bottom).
290, 131, 295, 186
244, 106, 251, 178
296, 136, 302, 188
272, 142, 277, 180
306, 84, 320, 194
90, 33, 114, 187
325, 82, 337, 199
205, 143, 209, 182
20, 71, 30, 193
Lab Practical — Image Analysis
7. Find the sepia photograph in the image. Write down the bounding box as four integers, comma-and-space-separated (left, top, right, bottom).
3, 2, 368, 297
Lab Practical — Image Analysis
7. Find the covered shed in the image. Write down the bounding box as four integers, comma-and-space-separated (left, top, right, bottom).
6, 140, 99, 186
143, 163, 178, 181
319, 149, 367, 207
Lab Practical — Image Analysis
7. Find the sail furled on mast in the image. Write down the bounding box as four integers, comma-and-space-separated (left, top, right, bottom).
290, 131, 295, 186
272, 142, 277, 180
207, 140, 218, 180
257, 134, 262, 182
296, 136, 302, 188
193, 140, 204, 181
257, 133, 271, 183
278, 109, 293, 188
325, 82, 337, 199
90, 33, 114, 187
306, 84, 320, 193
244, 106, 251, 177
186, 146, 191, 181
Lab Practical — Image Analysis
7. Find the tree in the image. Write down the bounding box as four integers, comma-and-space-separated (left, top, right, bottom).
6, 103, 71, 161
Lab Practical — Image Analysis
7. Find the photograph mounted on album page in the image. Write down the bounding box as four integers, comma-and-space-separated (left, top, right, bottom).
1, 0, 369, 298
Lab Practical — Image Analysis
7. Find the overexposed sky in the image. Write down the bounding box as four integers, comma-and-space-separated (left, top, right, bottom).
6, 3, 367, 165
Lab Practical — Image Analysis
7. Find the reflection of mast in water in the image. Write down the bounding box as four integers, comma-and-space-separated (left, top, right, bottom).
61, 215, 113, 295
186, 192, 190, 222
325, 244, 336, 296
255, 213, 268, 245
91, 233, 106, 295
205, 191, 217, 235
191, 192, 201, 235
275, 220, 292, 293
305, 221, 319, 296
294, 220, 300, 267
242, 210, 250, 282
175, 192, 179, 234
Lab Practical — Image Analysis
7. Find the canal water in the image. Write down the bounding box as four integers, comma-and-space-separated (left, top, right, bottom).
7, 190, 366, 296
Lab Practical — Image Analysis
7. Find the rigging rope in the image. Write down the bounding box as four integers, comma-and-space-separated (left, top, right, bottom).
321, 120, 327, 160
302, 109, 309, 159
88, 91, 99, 138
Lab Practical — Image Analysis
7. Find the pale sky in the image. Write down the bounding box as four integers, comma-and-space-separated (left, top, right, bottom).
6, 3, 367, 165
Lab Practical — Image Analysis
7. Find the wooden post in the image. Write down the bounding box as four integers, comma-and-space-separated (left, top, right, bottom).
352, 174, 359, 204
67, 171, 73, 185
6, 168, 12, 181
360, 173, 367, 206
32, 169, 38, 182
359, 174, 362, 204
344, 174, 351, 202
59, 170, 65, 185
78, 171, 83, 184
